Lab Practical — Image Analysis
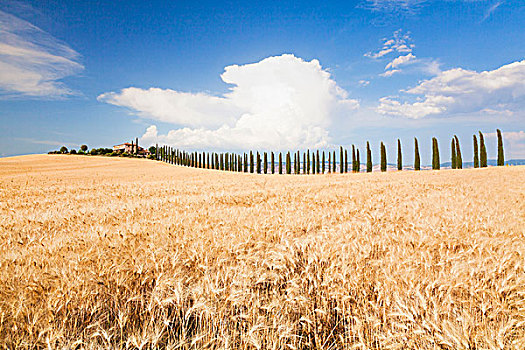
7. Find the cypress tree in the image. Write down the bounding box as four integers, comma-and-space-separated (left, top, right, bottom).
345, 149, 348, 173
328, 152, 331, 173
312, 152, 316, 174
479, 131, 487, 167
316, 150, 320, 174
356, 148, 360, 172
352, 145, 356, 172
454, 135, 462, 169
302, 152, 306, 174
322, 151, 325, 174
414, 137, 420, 171
451, 139, 457, 169
366, 142, 372, 173
333, 151, 336, 172
307, 150, 310, 174
264, 152, 268, 174
271, 152, 275, 174
250, 151, 254, 173
279, 153, 283, 174
473, 135, 479, 168
432, 137, 440, 170
497, 129, 504, 166
219, 153, 223, 170
256, 152, 260, 174
225, 152, 229, 171
380, 142, 387, 172
340, 147, 344, 174
244, 154, 248, 172
286, 152, 291, 174
397, 139, 402, 171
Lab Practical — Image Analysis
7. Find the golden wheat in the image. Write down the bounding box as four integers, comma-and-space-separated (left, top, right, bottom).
0, 154, 524, 349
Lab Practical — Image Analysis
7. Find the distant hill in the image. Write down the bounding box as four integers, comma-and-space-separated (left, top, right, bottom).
439, 159, 525, 169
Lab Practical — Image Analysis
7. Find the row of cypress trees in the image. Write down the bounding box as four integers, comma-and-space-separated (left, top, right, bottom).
155, 129, 505, 173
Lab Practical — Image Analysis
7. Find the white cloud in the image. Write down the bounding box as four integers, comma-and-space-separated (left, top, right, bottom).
485, 130, 525, 141
98, 88, 240, 128
379, 69, 401, 77
359, 80, 370, 86
100, 54, 359, 150
377, 60, 525, 118
365, 29, 414, 59
0, 10, 83, 98
385, 53, 416, 70
485, 130, 525, 159
482, 1, 503, 22
361, 0, 428, 14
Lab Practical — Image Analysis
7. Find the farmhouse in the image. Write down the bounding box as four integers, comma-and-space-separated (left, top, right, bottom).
113, 142, 150, 156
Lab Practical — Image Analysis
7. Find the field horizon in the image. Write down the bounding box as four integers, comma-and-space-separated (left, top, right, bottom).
1, 155, 524, 349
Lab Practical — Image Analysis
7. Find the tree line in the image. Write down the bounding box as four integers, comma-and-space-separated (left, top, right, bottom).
154, 129, 505, 173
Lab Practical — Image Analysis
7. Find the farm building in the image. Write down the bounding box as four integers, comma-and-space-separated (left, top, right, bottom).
113, 142, 150, 155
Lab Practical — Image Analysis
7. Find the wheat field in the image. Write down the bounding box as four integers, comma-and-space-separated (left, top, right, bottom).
0, 154, 524, 349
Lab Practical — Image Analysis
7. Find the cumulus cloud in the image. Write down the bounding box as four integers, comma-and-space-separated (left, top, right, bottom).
0, 10, 83, 98
99, 54, 359, 150
377, 60, 525, 119
385, 53, 416, 70
379, 69, 401, 77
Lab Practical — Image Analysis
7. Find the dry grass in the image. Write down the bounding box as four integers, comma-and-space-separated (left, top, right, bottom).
0, 154, 524, 349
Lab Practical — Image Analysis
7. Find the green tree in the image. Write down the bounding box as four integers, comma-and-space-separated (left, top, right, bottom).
322, 151, 325, 174
432, 137, 440, 170
340, 146, 344, 173
312, 152, 316, 174
414, 137, 420, 171
256, 152, 261, 174
316, 150, 320, 174
306, 150, 310, 174
366, 142, 372, 173
356, 148, 360, 172
80, 144, 88, 152
454, 135, 462, 169
279, 153, 283, 174
352, 145, 356, 172
264, 152, 268, 174
332, 151, 336, 172
250, 151, 254, 173
286, 152, 291, 174
380, 142, 387, 172
60, 146, 69, 154
397, 139, 402, 171
328, 151, 331, 173
479, 131, 487, 167
497, 129, 504, 166
473, 135, 479, 168
451, 138, 457, 169
344, 149, 348, 173
271, 152, 275, 174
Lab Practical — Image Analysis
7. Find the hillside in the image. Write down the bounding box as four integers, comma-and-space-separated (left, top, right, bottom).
1, 154, 524, 349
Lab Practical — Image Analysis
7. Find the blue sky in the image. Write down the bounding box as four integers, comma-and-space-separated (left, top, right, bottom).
1, 0, 524, 163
